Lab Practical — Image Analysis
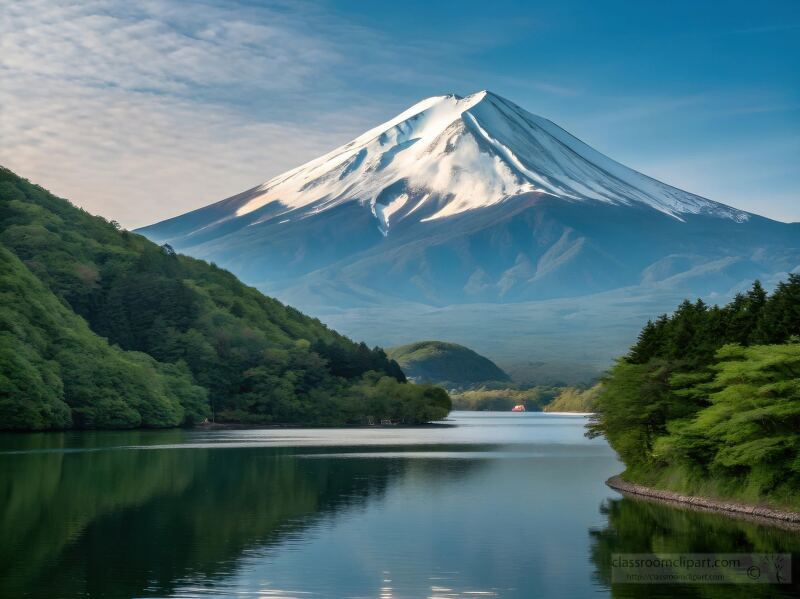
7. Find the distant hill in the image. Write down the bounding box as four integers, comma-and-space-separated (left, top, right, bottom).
388, 341, 510, 387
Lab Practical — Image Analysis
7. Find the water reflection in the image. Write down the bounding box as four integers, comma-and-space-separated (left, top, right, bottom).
0, 446, 419, 597
1, 414, 797, 598
590, 496, 800, 598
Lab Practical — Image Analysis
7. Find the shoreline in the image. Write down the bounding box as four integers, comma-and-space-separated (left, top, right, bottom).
0, 411, 592, 435
606, 475, 800, 530
196, 421, 453, 430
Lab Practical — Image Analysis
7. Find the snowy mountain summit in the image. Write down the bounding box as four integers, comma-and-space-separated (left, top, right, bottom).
236, 91, 747, 234
139, 90, 795, 314
222, 90, 748, 236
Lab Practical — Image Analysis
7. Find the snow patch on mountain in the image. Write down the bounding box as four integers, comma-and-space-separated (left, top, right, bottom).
218, 90, 748, 230
372, 193, 409, 235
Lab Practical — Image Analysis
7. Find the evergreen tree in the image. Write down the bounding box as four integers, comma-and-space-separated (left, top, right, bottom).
590, 274, 800, 510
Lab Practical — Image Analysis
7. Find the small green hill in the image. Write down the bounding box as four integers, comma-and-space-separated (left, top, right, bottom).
387, 341, 510, 387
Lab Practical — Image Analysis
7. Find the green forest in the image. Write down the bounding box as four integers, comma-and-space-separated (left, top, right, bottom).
450, 386, 562, 411
0, 167, 450, 430
543, 384, 600, 413
588, 276, 800, 510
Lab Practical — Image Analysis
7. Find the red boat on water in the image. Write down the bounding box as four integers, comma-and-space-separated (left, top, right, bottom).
511, 404, 526, 412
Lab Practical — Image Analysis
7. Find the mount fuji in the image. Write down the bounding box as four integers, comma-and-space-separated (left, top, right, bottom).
139, 91, 799, 381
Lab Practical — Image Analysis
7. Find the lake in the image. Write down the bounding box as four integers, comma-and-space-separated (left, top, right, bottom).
1, 411, 798, 598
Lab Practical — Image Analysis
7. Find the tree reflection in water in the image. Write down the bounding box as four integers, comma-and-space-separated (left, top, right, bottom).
0, 431, 492, 598
590, 496, 800, 599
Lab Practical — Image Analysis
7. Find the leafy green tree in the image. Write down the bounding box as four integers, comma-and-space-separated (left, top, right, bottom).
590, 275, 800, 509
653, 343, 800, 505
0, 245, 207, 429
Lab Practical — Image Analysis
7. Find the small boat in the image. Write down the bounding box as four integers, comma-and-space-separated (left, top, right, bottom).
511, 404, 526, 412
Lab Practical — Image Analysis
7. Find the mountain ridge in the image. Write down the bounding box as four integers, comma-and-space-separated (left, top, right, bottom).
141, 90, 750, 247
137, 92, 799, 376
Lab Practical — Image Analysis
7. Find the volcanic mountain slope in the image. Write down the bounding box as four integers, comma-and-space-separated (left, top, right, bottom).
139, 90, 798, 310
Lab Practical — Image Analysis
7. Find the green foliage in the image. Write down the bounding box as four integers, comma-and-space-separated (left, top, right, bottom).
590, 495, 800, 598
451, 386, 561, 411
0, 167, 447, 429
0, 246, 207, 429
590, 276, 800, 509
387, 340, 509, 388
627, 277, 800, 366
338, 372, 452, 424
651, 343, 800, 507
543, 383, 601, 413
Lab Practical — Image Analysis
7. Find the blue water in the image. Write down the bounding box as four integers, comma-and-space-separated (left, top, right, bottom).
1, 412, 797, 598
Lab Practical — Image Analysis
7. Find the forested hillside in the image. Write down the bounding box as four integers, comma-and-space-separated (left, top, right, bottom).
0, 245, 207, 429
589, 276, 800, 509
0, 167, 450, 429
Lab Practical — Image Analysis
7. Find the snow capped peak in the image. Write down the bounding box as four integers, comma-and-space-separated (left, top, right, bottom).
230, 90, 748, 231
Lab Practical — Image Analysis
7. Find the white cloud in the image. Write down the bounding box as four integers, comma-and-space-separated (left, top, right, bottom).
0, 75, 372, 227
0, 0, 387, 227
1, 0, 335, 93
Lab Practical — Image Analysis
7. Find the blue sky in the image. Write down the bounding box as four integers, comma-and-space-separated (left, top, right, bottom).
1, 0, 798, 226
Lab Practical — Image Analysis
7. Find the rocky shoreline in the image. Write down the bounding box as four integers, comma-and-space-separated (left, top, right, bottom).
606, 475, 800, 530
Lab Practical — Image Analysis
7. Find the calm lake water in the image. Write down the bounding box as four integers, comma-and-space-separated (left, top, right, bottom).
1, 412, 798, 598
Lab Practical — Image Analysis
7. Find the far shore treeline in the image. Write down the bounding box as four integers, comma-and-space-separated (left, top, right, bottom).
589, 275, 800, 510
0, 168, 450, 430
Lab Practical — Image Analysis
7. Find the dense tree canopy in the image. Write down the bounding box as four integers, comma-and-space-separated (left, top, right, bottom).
589, 276, 800, 509
0, 167, 449, 429
0, 246, 207, 429
450, 386, 561, 411
543, 384, 600, 413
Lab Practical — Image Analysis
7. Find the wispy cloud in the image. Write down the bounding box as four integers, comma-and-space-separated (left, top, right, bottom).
2, 0, 543, 226
0, 0, 343, 96
0, 0, 424, 226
